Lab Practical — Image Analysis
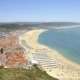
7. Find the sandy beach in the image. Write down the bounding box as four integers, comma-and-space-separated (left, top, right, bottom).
19, 29, 80, 80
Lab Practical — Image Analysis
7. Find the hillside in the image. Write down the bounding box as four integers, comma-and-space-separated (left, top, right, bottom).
0, 22, 80, 32
0, 65, 58, 80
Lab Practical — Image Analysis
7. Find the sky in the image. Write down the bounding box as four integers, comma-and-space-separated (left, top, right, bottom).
0, 0, 80, 22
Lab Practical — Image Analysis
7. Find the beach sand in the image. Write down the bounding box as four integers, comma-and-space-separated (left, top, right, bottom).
19, 29, 80, 80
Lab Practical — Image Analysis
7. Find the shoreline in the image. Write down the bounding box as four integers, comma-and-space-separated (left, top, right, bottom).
19, 29, 80, 80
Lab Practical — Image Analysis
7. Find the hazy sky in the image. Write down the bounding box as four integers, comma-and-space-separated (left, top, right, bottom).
0, 0, 80, 22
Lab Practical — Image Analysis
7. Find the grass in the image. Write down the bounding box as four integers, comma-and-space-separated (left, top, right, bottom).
0, 65, 58, 80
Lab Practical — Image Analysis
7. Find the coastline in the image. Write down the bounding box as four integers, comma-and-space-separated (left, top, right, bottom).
19, 29, 80, 80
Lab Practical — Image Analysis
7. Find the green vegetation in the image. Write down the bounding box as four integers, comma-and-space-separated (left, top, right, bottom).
0, 65, 58, 80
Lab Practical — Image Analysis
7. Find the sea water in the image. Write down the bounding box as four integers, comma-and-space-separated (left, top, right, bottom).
38, 26, 80, 64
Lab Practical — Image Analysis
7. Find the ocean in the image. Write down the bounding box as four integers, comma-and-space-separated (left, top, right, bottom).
38, 26, 80, 64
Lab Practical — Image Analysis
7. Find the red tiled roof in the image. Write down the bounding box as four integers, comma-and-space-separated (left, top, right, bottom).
5, 52, 27, 67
